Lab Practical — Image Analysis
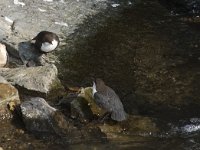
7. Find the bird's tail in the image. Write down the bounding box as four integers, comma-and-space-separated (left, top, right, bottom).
111, 110, 127, 121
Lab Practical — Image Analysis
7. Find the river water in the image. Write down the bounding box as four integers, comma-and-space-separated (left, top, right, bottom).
1, 0, 200, 149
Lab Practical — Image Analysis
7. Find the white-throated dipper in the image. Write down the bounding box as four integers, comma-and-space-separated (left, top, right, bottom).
92, 78, 127, 121
32, 31, 59, 53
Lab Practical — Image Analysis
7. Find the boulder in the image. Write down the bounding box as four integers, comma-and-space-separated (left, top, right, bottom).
0, 76, 20, 119
78, 87, 106, 117
20, 97, 107, 142
0, 0, 109, 59
98, 115, 158, 141
20, 97, 71, 134
70, 96, 94, 122
18, 41, 59, 67
56, 91, 94, 122
0, 64, 60, 96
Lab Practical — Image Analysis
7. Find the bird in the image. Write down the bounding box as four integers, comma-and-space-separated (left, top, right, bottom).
0, 43, 8, 67
92, 78, 127, 121
32, 31, 59, 53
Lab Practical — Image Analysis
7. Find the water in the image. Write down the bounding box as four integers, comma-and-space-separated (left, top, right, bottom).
1, 0, 200, 149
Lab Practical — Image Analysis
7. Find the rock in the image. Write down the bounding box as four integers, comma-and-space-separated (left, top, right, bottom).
98, 115, 158, 140
0, 75, 8, 83
0, 43, 8, 67
78, 87, 106, 117
0, 78, 20, 119
161, 0, 200, 14
20, 97, 107, 142
70, 96, 94, 122
56, 92, 94, 122
0, 64, 59, 96
20, 97, 73, 134
0, 0, 109, 59
18, 41, 59, 66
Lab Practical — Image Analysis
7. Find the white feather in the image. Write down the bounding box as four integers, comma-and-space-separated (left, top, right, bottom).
41, 39, 58, 52
92, 82, 97, 96
0, 43, 7, 67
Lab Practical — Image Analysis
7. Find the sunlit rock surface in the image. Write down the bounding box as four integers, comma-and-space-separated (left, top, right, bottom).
0, 0, 111, 58
0, 64, 59, 96
0, 77, 20, 119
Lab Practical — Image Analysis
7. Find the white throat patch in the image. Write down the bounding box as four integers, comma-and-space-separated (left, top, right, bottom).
92, 82, 97, 96
41, 39, 58, 52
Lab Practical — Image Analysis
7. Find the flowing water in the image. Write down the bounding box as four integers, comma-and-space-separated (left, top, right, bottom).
1, 0, 200, 149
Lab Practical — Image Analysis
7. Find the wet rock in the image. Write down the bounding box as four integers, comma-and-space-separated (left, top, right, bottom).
57, 91, 94, 122
78, 87, 106, 117
70, 96, 94, 122
20, 97, 107, 142
0, 64, 59, 96
20, 97, 74, 134
98, 115, 158, 140
0, 79, 20, 119
0, 43, 8, 67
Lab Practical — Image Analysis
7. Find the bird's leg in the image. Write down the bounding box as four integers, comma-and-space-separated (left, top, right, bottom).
98, 112, 111, 123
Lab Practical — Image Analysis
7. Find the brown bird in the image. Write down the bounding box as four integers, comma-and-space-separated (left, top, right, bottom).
92, 78, 127, 121
32, 31, 59, 53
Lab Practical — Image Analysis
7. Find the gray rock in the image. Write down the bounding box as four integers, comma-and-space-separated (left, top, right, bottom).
0, 0, 110, 59
20, 97, 103, 139
18, 41, 58, 66
20, 97, 65, 134
0, 75, 7, 83
0, 64, 58, 95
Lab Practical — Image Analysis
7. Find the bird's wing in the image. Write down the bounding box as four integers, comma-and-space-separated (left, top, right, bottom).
94, 93, 112, 112
106, 86, 124, 111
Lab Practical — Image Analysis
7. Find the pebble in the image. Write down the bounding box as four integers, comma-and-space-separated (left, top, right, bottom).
0, 147, 3, 150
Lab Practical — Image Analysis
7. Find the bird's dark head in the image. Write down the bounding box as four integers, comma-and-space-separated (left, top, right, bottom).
93, 78, 106, 92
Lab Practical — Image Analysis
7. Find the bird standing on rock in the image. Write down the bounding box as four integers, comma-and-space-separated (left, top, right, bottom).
92, 78, 127, 122
32, 31, 59, 53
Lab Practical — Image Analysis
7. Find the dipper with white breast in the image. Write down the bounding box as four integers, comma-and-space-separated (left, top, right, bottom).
32, 31, 59, 53
92, 78, 127, 121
